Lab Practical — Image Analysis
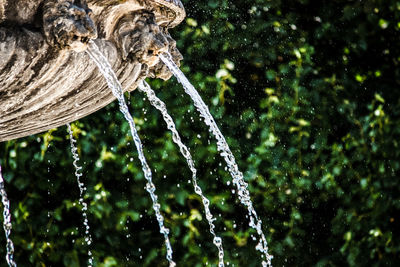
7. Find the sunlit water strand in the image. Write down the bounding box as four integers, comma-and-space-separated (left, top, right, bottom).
0, 165, 17, 267
160, 53, 273, 266
86, 41, 175, 266
138, 81, 225, 266
67, 123, 94, 266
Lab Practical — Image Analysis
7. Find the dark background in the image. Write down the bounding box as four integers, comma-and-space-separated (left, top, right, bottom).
1, 0, 400, 266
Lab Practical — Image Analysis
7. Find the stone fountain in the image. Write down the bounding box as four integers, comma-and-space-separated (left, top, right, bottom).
0, 0, 185, 142
0, 2, 275, 266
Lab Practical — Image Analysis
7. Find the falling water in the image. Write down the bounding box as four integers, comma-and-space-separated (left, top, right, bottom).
159, 53, 273, 266
86, 41, 175, 266
0, 165, 17, 267
138, 80, 225, 266
67, 123, 94, 266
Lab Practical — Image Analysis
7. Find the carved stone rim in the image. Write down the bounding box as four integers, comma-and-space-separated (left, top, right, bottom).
150, 0, 186, 28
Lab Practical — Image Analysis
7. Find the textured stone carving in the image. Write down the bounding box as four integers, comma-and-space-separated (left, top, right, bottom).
0, 0, 185, 142
43, 0, 98, 51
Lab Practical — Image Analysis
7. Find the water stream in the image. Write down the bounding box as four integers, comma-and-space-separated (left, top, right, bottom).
159, 53, 273, 266
138, 80, 225, 266
86, 41, 175, 266
67, 123, 94, 266
0, 165, 17, 267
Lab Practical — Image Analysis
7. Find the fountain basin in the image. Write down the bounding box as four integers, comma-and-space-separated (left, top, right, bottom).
0, 0, 185, 142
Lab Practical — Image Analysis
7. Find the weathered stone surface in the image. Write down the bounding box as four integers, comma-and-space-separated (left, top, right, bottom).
0, 0, 185, 142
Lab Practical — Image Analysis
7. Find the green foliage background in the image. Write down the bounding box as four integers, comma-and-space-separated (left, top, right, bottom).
1, 0, 400, 266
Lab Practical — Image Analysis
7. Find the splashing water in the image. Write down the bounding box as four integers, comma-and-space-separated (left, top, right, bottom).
138, 80, 225, 266
159, 53, 273, 266
0, 165, 17, 267
86, 41, 175, 266
67, 123, 94, 266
